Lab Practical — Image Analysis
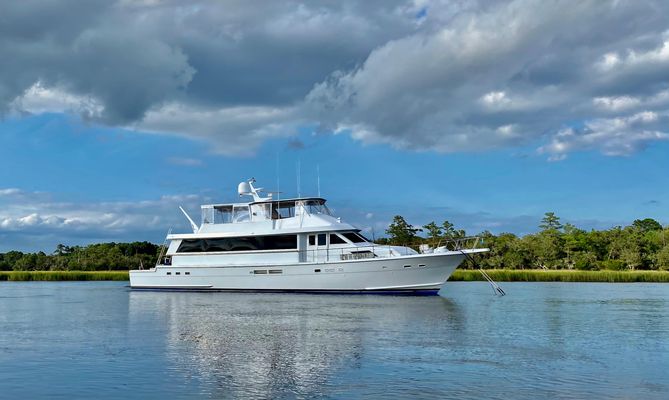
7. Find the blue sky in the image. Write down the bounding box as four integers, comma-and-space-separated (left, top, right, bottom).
2, 112, 667, 252
1, 1, 669, 252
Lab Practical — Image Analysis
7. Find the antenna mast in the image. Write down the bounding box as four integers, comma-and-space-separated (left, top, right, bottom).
297, 159, 301, 198
276, 152, 281, 201
317, 164, 321, 198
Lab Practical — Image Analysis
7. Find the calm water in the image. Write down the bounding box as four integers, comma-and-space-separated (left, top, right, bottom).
1, 281, 668, 399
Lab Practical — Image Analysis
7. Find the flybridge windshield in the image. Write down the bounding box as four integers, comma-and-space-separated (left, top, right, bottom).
201, 198, 332, 224
303, 199, 332, 216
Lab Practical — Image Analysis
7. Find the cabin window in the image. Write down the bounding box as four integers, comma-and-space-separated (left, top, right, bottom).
213, 205, 233, 224
269, 269, 283, 274
253, 270, 267, 274
329, 234, 347, 245
176, 235, 297, 253
318, 234, 326, 246
271, 200, 295, 218
201, 206, 214, 224
343, 232, 366, 243
232, 205, 250, 223
176, 272, 181, 275
166, 272, 171, 275
304, 200, 332, 216
309, 235, 315, 246
185, 271, 191, 275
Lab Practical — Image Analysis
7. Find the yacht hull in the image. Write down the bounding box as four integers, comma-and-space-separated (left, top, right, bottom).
129, 250, 482, 294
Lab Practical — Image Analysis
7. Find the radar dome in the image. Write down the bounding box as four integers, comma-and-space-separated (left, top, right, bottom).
238, 181, 252, 196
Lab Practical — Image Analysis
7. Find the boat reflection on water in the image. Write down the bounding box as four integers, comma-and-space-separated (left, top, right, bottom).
128, 291, 465, 398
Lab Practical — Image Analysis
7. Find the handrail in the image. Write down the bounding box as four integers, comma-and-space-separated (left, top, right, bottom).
156, 227, 172, 266
432, 236, 482, 251
305, 236, 483, 263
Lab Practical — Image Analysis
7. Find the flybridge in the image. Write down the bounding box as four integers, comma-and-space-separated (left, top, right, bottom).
198, 178, 333, 226
200, 198, 332, 225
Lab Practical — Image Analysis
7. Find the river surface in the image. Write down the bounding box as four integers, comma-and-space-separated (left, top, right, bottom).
0, 281, 668, 399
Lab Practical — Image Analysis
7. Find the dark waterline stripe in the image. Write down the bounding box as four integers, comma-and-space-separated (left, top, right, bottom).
128, 287, 440, 296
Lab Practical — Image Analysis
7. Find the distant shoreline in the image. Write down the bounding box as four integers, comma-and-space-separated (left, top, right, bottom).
1, 270, 668, 283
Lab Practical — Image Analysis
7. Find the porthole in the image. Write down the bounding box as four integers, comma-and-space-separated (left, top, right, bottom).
185, 271, 191, 275
176, 272, 181, 275
166, 272, 171, 275
314, 269, 321, 273
404, 265, 411, 268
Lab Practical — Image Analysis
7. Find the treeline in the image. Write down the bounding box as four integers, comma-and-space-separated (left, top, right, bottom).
2, 214, 668, 271
379, 213, 669, 271
0, 242, 159, 271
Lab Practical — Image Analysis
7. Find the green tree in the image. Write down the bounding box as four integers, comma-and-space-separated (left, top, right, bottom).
524, 231, 564, 269
655, 245, 669, 271
422, 221, 442, 247
386, 215, 421, 245
54, 244, 72, 256
632, 218, 663, 232
0, 251, 24, 271
442, 220, 466, 239
480, 232, 527, 269
540, 212, 563, 231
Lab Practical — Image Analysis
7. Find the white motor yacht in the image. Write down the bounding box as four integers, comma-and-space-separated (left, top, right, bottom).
129, 179, 488, 294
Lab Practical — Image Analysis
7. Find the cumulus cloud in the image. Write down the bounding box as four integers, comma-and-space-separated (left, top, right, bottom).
2, 0, 669, 158
538, 111, 669, 160
306, 1, 669, 157
0, 189, 23, 197
0, 188, 205, 251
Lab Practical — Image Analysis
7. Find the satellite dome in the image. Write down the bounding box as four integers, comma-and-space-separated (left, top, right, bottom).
238, 181, 252, 196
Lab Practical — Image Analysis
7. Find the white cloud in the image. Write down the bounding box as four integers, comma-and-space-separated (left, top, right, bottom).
2, 0, 669, 159
10, 82, 103, 117
480, 91, 511, 107
306, 1, 669, 156
597, 38, 669, 72
538, 111, 669, 160
134, 103, 301, 156
593, 96, 641, 112
0, 188, 23, 197
0, 190, 206, 251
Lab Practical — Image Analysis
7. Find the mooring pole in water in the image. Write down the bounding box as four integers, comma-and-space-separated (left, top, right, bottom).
459, 250, 506, 296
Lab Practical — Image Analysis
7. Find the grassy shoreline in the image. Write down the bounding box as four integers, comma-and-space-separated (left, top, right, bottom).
1, 269, 668, 282
0, 271, 129, 281
450, 269, 669, 283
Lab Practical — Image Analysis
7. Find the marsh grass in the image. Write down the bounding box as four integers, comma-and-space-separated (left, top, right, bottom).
451, 269, 669, 283
0, 271, 129, 281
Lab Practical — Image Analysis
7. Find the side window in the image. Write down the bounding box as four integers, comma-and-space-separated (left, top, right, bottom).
232, 206, 250, 223
343, 232, 366, 243
330, 234, 346, 245
309, 235, 316, 246
318, 234, 327, 246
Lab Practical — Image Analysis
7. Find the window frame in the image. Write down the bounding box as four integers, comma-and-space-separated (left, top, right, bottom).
176, 234, 298, 253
